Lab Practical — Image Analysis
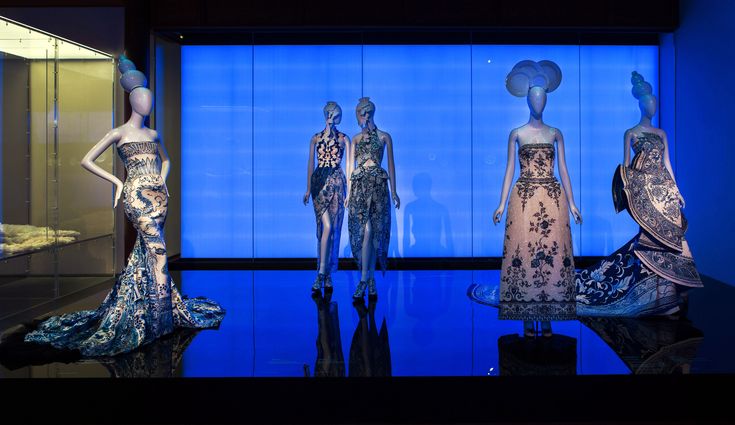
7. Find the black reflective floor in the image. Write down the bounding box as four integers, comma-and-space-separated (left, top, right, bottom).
2, 269, 734, 378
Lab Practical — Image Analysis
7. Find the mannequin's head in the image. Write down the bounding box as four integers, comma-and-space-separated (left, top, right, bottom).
356, 97, 376, 129
323, 101, 342, 126
527, 86, 547, 117
631, 71, 656, 119
118, 54, 151, 117
130, 87, 153, 117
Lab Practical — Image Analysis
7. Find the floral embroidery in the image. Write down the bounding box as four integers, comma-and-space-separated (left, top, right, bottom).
499, 144, 576, 321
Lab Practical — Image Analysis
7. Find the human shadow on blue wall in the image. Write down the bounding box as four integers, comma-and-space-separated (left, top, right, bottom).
402, 173, 454, 257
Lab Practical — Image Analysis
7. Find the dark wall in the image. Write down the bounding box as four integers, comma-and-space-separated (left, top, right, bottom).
675, 0, 735, 285
2, 55, 29, 225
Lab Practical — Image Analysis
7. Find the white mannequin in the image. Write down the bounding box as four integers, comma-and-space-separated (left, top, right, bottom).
81, 86, 170, 207
345, 101, 400, 284
303, 103, 351, 277
623, 84, 683, 207
493, 86, 582, 225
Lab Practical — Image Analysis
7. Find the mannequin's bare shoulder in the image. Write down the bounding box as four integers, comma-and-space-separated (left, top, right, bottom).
508, 127, 520, 141
378, 129, 392, 144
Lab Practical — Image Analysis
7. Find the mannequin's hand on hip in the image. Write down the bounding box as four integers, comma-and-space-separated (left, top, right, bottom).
113, 186, 123, 209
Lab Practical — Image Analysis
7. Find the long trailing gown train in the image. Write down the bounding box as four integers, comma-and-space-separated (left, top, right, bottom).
310, 129, 346, 273
24, 141, 225, 357
348, 128, 391, 273
575, 132, 702, 317
497, 143, 577, 321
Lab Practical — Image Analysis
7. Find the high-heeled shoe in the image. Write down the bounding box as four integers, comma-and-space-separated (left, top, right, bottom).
353, 280, 367, 299
323, 274, 333, 291
540, 321, 552, 337
367, 277, 377, 299
312, 273, 325, 291
523, 320, 535, 337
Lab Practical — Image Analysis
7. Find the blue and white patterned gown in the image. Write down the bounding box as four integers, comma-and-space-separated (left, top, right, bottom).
348, 129, 391, 273
310, 130, 347, 273
575, 132, 702, 317
24, 141, 225, 356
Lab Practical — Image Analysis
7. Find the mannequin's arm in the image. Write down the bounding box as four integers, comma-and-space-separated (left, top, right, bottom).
623, 130, 632, 167
661, 131, 677, 184
661, 131, 684, 206
344, 135, 357, 207
556, 129, 582, 224
81, 129, 124, 208
493, 130, 517, 224
385, 132, 400, 209
303, 136, 316, 205
157, 139, 171, 197
158, 140, 171, 181
342, 133, 352, 185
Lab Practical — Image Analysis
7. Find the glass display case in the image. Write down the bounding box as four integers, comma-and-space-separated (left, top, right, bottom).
0, 16, 115, 322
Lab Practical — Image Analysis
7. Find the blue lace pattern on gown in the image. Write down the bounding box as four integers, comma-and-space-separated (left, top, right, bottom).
310, 130, 346, 273
347, 129, 391, 273
575, 132, 702, 318
24, 141, 225, 357
498, 144, 576, 321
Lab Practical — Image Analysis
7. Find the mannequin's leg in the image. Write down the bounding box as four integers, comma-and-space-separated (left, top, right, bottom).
368, 236, 377, 280
318, 210, 333, 275
360, 220, 373, 282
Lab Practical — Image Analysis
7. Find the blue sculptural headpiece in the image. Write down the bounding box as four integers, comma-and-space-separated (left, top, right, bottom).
631, 71, 653, 100
118, 54, 148, 93
506, 60, 562, 97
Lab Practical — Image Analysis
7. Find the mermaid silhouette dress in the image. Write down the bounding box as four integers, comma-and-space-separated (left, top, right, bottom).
310, 130, 347, 273
348, 128, 391, 273
24, 141, 225, 357
499, 143, 576, 321
576, 132, 702, 317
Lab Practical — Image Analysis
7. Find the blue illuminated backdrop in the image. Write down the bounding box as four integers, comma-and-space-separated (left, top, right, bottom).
180, 44, 659, 258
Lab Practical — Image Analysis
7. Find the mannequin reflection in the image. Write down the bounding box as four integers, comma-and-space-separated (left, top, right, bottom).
498, 333, 577, 376
23, 55, 224, 356
349, 298, 391, 377
345, 97, 400, 300
494, 60, 581, 338
304, 102, 349, 292
311, 290, 345, 377
580, 316, 703, 374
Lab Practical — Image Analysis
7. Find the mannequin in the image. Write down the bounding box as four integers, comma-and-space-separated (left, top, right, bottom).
303, 102, 349, 291
494, 60, 581, 338
575, 71, 702, 317
23, 55, 225, 357
346, 97, 400, 300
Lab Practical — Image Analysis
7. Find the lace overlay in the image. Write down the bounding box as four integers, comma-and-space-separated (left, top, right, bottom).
499, 144, 576, 321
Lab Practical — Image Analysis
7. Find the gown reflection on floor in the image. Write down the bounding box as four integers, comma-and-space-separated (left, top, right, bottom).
498, 334, 577, 376
580, 316, 704, 374
309, 290, 391, 377
0, 270, 731, 377
0, 324, 198, 378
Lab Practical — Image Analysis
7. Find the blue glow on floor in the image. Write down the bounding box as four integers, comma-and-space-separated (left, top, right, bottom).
177, 270, 643, 377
